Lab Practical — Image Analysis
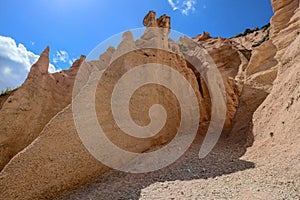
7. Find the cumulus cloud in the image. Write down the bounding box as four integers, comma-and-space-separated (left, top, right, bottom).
167, 0, 196, 15
0, 35, 59, 91
53, 50, 76, 68
53, 50, 69, 63
168, 0, 179, 10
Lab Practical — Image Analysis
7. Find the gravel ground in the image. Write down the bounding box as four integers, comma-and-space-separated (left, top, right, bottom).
56, 134, 299, 200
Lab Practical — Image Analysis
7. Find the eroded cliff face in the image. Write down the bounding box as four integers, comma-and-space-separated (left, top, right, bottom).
270, 0, 300, 59
0, 2, 299, 199
0, 12, 203, 199
244, 0, 300, 162
193, 24, 275, 143
143, 10, 171, 30
0, 11, 271, 175
0, 47, 86, 170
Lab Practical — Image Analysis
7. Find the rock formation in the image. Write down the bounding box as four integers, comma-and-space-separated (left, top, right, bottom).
143, 10, 171, 30
245, 0, 300, 161
0, 12, 202, 199
0, 47, 85, 170
194, 32, 211, 42
0, 1, 299, 199
192, 24, 275, 138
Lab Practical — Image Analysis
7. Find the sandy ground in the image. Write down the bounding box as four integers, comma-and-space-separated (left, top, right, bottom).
56, 132, 299, 200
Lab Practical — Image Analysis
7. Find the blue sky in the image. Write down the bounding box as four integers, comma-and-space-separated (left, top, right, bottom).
0, 0, 273, 91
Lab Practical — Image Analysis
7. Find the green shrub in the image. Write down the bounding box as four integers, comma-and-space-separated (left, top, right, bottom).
235, 23, 270, 38
260, 23, 270, 31
252, 31, 270, 48
0, 87, 12, 96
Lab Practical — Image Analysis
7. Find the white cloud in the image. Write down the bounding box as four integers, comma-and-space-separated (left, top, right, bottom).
53, 50, 69, 63
167, 0, 196, 15
53, 50, 76, 67
168, 0, 179, 10
0, 35, 59, 91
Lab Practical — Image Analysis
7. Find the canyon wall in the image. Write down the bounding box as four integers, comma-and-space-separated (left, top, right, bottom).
245, 0, 300, 162
0, 0, 299, 199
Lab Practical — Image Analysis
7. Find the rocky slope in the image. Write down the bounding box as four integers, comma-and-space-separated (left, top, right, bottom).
193, 24, 275, 144
0, 47, 86, 170
140, 0, 300, 199
0, 0, 299, 199
244, 0, 300, 173
0, 12, 204, 199
138, 1, 300, 199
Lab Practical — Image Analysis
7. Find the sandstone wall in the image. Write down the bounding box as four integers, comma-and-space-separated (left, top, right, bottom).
0, 47, 85, 170
1, 3, 298, 198
0, 13, 203, 199
245, 0, 300, 160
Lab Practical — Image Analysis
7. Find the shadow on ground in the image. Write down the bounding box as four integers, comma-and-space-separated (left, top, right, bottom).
57, 131, 255, 200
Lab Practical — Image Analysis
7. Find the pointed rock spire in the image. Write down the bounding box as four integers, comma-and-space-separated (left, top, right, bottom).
143, 10, 171, 31
29, 46, 50, 76
70, 55, 86, 68
143, 10, 157, 27
112, 31, 137, 62
195, 32, 211, 42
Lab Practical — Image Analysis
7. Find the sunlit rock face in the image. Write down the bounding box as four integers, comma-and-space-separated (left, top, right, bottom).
245, 0, 300, 162
1, 1, 299, 198
0, 46, 85, 170
0, 12, 202, 199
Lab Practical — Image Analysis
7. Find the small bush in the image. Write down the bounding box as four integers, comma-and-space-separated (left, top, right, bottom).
270, 132, 274, 138
236, 27, 259, 37
0, 87, 12, 96
260, 23, 270, 31
235, 23, 270, 38
244, 28, 253, 35
252, 31, 270, 48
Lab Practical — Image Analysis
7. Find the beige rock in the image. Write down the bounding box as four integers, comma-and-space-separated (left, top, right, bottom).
194, 32, 211, 42
195, 37, 244, 133
270, 0, 300, 59
245, 0, 300, 161
246, 40, 277, 78
0, 27, 202, 199
228, 41, 278, 144
143, 10, 170, 30
230, 25, 270, 50
143, 10, 157, 27
0, 89, 16, 110
1, 1, 299, 198
0, 47, 85, 170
